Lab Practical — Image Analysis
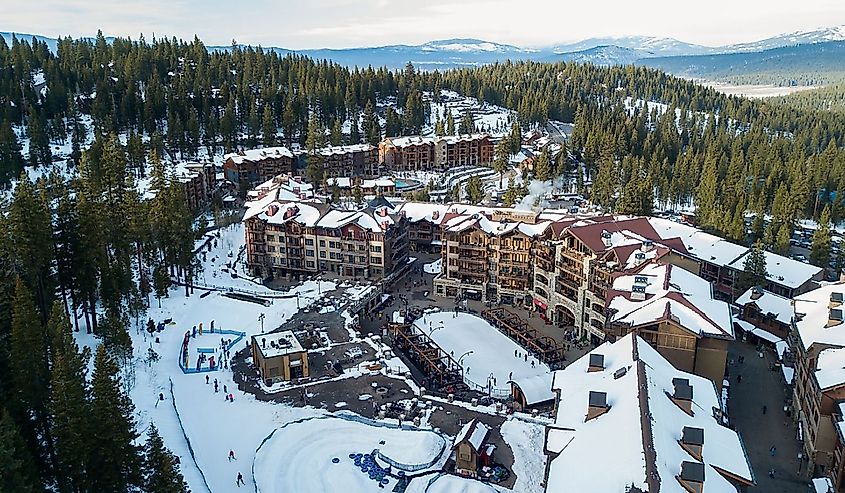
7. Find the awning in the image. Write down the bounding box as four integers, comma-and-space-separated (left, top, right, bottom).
534, 298, 548, 310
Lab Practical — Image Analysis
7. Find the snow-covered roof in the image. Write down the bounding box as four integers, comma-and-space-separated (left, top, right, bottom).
395, 202, 450, 224
816, 348, 845, 390
224, 146, 293, 164
453, 419, 490, 452
814, 477, 834, 493
386, 136, 436, 147
252, 331, 304, 358
609, 264, 734, 339
509, 374, 554, 405
793, 282, 845, 349
735, 288, 793, 325
647, 217, 747, 268
728, 250, 822, 290
436, 133, 490, 145
316, 143, 374, 156
546, 334, 753, 493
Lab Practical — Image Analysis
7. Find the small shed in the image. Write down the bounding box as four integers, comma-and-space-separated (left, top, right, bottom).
251, 331, 309, 385
452, 419, 492, 477
509, 374, 554, 409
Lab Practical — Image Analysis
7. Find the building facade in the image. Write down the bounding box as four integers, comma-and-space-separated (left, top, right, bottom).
243, 200, 409, 282
223, 147, 296, 185
315, 144, 379, 177
379, 134, 493, 172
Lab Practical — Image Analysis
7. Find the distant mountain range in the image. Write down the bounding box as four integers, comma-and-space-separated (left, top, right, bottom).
4, 25, 845, 83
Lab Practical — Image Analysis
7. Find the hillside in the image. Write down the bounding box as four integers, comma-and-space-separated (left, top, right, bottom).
640, 41, 845, 86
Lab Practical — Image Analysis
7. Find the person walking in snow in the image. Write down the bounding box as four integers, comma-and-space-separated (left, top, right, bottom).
224, 384, 228, 394
236, 472, 244, 486
192, 326, 197, 338
228, 450, 236, 461
206, 375, 210, 384
214, 379, 219, 393
211, 319, 215, 332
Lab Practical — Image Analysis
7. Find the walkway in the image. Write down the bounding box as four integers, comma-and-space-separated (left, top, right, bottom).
727, 341, 811, 492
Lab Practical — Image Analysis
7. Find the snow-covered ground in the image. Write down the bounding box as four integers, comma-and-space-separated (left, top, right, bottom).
412, 312, 551, 394
423, 258, 442, 275
254, 415, 448, 492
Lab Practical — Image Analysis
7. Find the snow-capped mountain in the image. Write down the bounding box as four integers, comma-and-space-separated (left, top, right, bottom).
723, 25, 845, 53
419, 38, 535, 54
541, 45, 653, 66
548, 36, 713, 57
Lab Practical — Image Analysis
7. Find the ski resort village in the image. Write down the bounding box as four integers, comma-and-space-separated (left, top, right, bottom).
27, 109, 842, 493
5, 24, 845, 493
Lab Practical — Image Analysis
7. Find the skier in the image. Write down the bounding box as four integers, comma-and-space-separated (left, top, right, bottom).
214, 379, 219, 393
199, 323, 203, 336
229, 450, 236, 461
211, 319, 215, 332
236, 472, 244, 487
206, 375, 210, 384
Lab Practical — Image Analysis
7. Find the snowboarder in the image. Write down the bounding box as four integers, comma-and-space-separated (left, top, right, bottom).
229, 450, 236, 461
236, 472, 244, 486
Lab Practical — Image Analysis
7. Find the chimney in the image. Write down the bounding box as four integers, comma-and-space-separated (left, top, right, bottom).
432, 210, 440, 220
680, 426, 704, 461
677, 461, 705, 492
586, 391, 609, 421
671, 378, 694, 416
750, 287, 763, 300
266, 204, 279, 217
643, 239, 654, 250
587, 354, 605, 373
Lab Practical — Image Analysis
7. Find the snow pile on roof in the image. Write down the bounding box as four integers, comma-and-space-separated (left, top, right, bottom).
424, 258, 442, 274
794, 282, 845, 348
815, 347, 845, 390
386, 136, 436, 147
509, 374, 554, 405
453, 419, 490, 451
395, 202, 450, 224
735, 287, 793, 325
546, 334, 754, 493
253, 330, 304, 358
437, 133, 490, 145
224, 146, 293, 164
609, 264, 734, 339
729, 250, 821, 290
813, 476, 834, 493
405, 474, 496, 493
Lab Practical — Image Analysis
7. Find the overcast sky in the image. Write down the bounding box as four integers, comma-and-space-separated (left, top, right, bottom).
4, 0, 845, 49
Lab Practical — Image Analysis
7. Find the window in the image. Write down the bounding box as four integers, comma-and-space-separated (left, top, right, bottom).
370, 256, 382, 265
268, 246, 276, 252
319, 251, 326, 258
266, 235, 275, 242
306, 261, 315, 268
306, 250, 315, 257
319, 240, 326, 247
370, 245, 383, 253
305, 238, 314, 246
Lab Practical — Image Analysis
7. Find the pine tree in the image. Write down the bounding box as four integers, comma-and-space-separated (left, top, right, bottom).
262, 104, 276, 146
47, 301, 91, 493
534, 149, 551, 182
0, 119, 24, 186
348, 113, 361, 144
811, 205, 833, 267
89, 345, 142, 492
446, 109, 455, 136
8, 279, 51, 467
493, 141, 510, 189
330, 118, 342, 146
0, 410, 39, 493
353, 182, 364, 207
458, 111, 475, 135
142, 424, 189, 493
465, 175, 484, 205
26, 107, 51, 167
592, 152, 617, 210
736, 241, 768, 294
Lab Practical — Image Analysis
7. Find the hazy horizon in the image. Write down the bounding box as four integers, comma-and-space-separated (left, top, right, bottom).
3, 0, 845, 50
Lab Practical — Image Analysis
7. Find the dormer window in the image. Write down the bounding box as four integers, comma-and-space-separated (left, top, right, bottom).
632, 285, 647, 294
680, 426, 704, 461
586, 391, 609, 421
677, 461, 705, 493
588, 354, 605, 372
634, 276, 648, 284
671, 378, 694, 416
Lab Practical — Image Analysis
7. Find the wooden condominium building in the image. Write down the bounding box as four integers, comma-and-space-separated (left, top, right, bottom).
379, 134, 493, 172
791, 282, 845, 490
251, 331, 309, 384
243, 197, 409, 282
155, 161, 217, 211
544, 333, 754, 493
223, 147, 296, 185
314, 143, 379, 178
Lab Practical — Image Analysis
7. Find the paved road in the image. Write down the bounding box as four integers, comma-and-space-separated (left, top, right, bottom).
727, 341, 812, 492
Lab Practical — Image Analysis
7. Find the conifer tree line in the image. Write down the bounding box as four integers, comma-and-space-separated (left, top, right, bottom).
434, 61, 845, 254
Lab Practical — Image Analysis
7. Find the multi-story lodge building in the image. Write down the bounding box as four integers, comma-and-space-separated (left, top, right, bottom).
544, 333, 754, 493
172, 161, 217, 210
379, 134, 493, 172
223, 147, 296, 185
315, 143, 379, 177
791, 282, 845, 489
243, 198, 409, 282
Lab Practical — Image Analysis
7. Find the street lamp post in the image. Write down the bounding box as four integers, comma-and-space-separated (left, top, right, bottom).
258, 313, 265, 333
